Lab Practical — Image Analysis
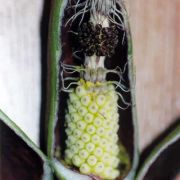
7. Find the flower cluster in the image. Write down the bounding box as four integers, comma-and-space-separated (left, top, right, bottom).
78, 22, 119, 57
64, 80, 120, 179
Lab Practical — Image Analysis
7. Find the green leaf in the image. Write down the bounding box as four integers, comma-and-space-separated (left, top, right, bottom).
0, 110, 53, 180
136, 124, 180, 180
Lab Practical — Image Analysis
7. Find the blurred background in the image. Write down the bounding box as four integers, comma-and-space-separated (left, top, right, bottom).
0, 0, 179, 151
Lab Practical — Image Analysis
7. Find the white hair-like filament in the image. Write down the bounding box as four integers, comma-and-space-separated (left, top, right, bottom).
66, 0, 126, 29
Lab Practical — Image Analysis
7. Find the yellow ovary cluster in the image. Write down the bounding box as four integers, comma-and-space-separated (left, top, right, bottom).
64, 80, 120, 179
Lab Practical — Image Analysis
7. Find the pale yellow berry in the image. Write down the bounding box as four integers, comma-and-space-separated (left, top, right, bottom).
75, 140, 85, 150
111, 104, 118, 112
93, 162, 104, 174
65, 114, 71, 123
114, 124, 119, 133
85, 143, 95, 153
69, 92, 79, 102
101, 153, 111, 166
65, 149, 73, 160
108, 91, 117, 100
78, 106, 88, 116
113, 94, 119, 102
86, 125, 96, 135
91, 135, 100, 144
111, 169, 120, 179
94, 147, 103, 157
73, 129, 82, 138
104, 112, 112, 120
65, 129, 72, 136
93, 117, 103, 127
84, 113, 94, 123
67, 136, 76, 145
65, 140, 70, 147
105, 130, 114, 139
105, 143, 114, 153
76, 86, 86, 97
102, 120, 112, 129
113, 113, 119, 121
87, 155, 97, 166
104, 101, 113, 110
111, 157, 120, 168
81, 95, 91, 106
68, 104, 76, 113
68, 122, 76, 132
71, 145, 79, 154
79, 149, 89, 159
70, 113, 80, 122
72, 155, 84, 167
88, 102, 98, 114
98, 108, 107, 118
80, 164, 91, 174
72, 100, 81, 109
96, 94, 106, 106
96, 127, 105, 137
108, 84, 114, 91
81, 133, 90, 143
112, 134, 118, 143
103, 167, 114, 179
76, 120, 86, 130
99, 138, 108, 149
111, 144, 120, 155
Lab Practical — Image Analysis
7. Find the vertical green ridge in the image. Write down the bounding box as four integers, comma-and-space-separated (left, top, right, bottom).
47, 0, 65, 158
124, 8, 139, 180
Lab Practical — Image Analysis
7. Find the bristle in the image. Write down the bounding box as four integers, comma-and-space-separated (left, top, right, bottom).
67, 0, 126, 29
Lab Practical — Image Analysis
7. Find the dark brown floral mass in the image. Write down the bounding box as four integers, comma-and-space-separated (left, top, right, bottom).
78, 22, 119, 57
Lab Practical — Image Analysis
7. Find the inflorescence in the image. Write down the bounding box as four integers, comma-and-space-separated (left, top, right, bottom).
78, 22, 119, 57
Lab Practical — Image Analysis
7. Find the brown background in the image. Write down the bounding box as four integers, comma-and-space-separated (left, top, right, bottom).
127, 0, 180, 149
0, 0, 179, 150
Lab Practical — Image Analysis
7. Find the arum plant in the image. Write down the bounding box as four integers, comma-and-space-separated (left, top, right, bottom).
0, 0, 179, 180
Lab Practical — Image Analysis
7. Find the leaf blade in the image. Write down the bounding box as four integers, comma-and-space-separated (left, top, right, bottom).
136, 125, 180, 180
0, 109, 53, 180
